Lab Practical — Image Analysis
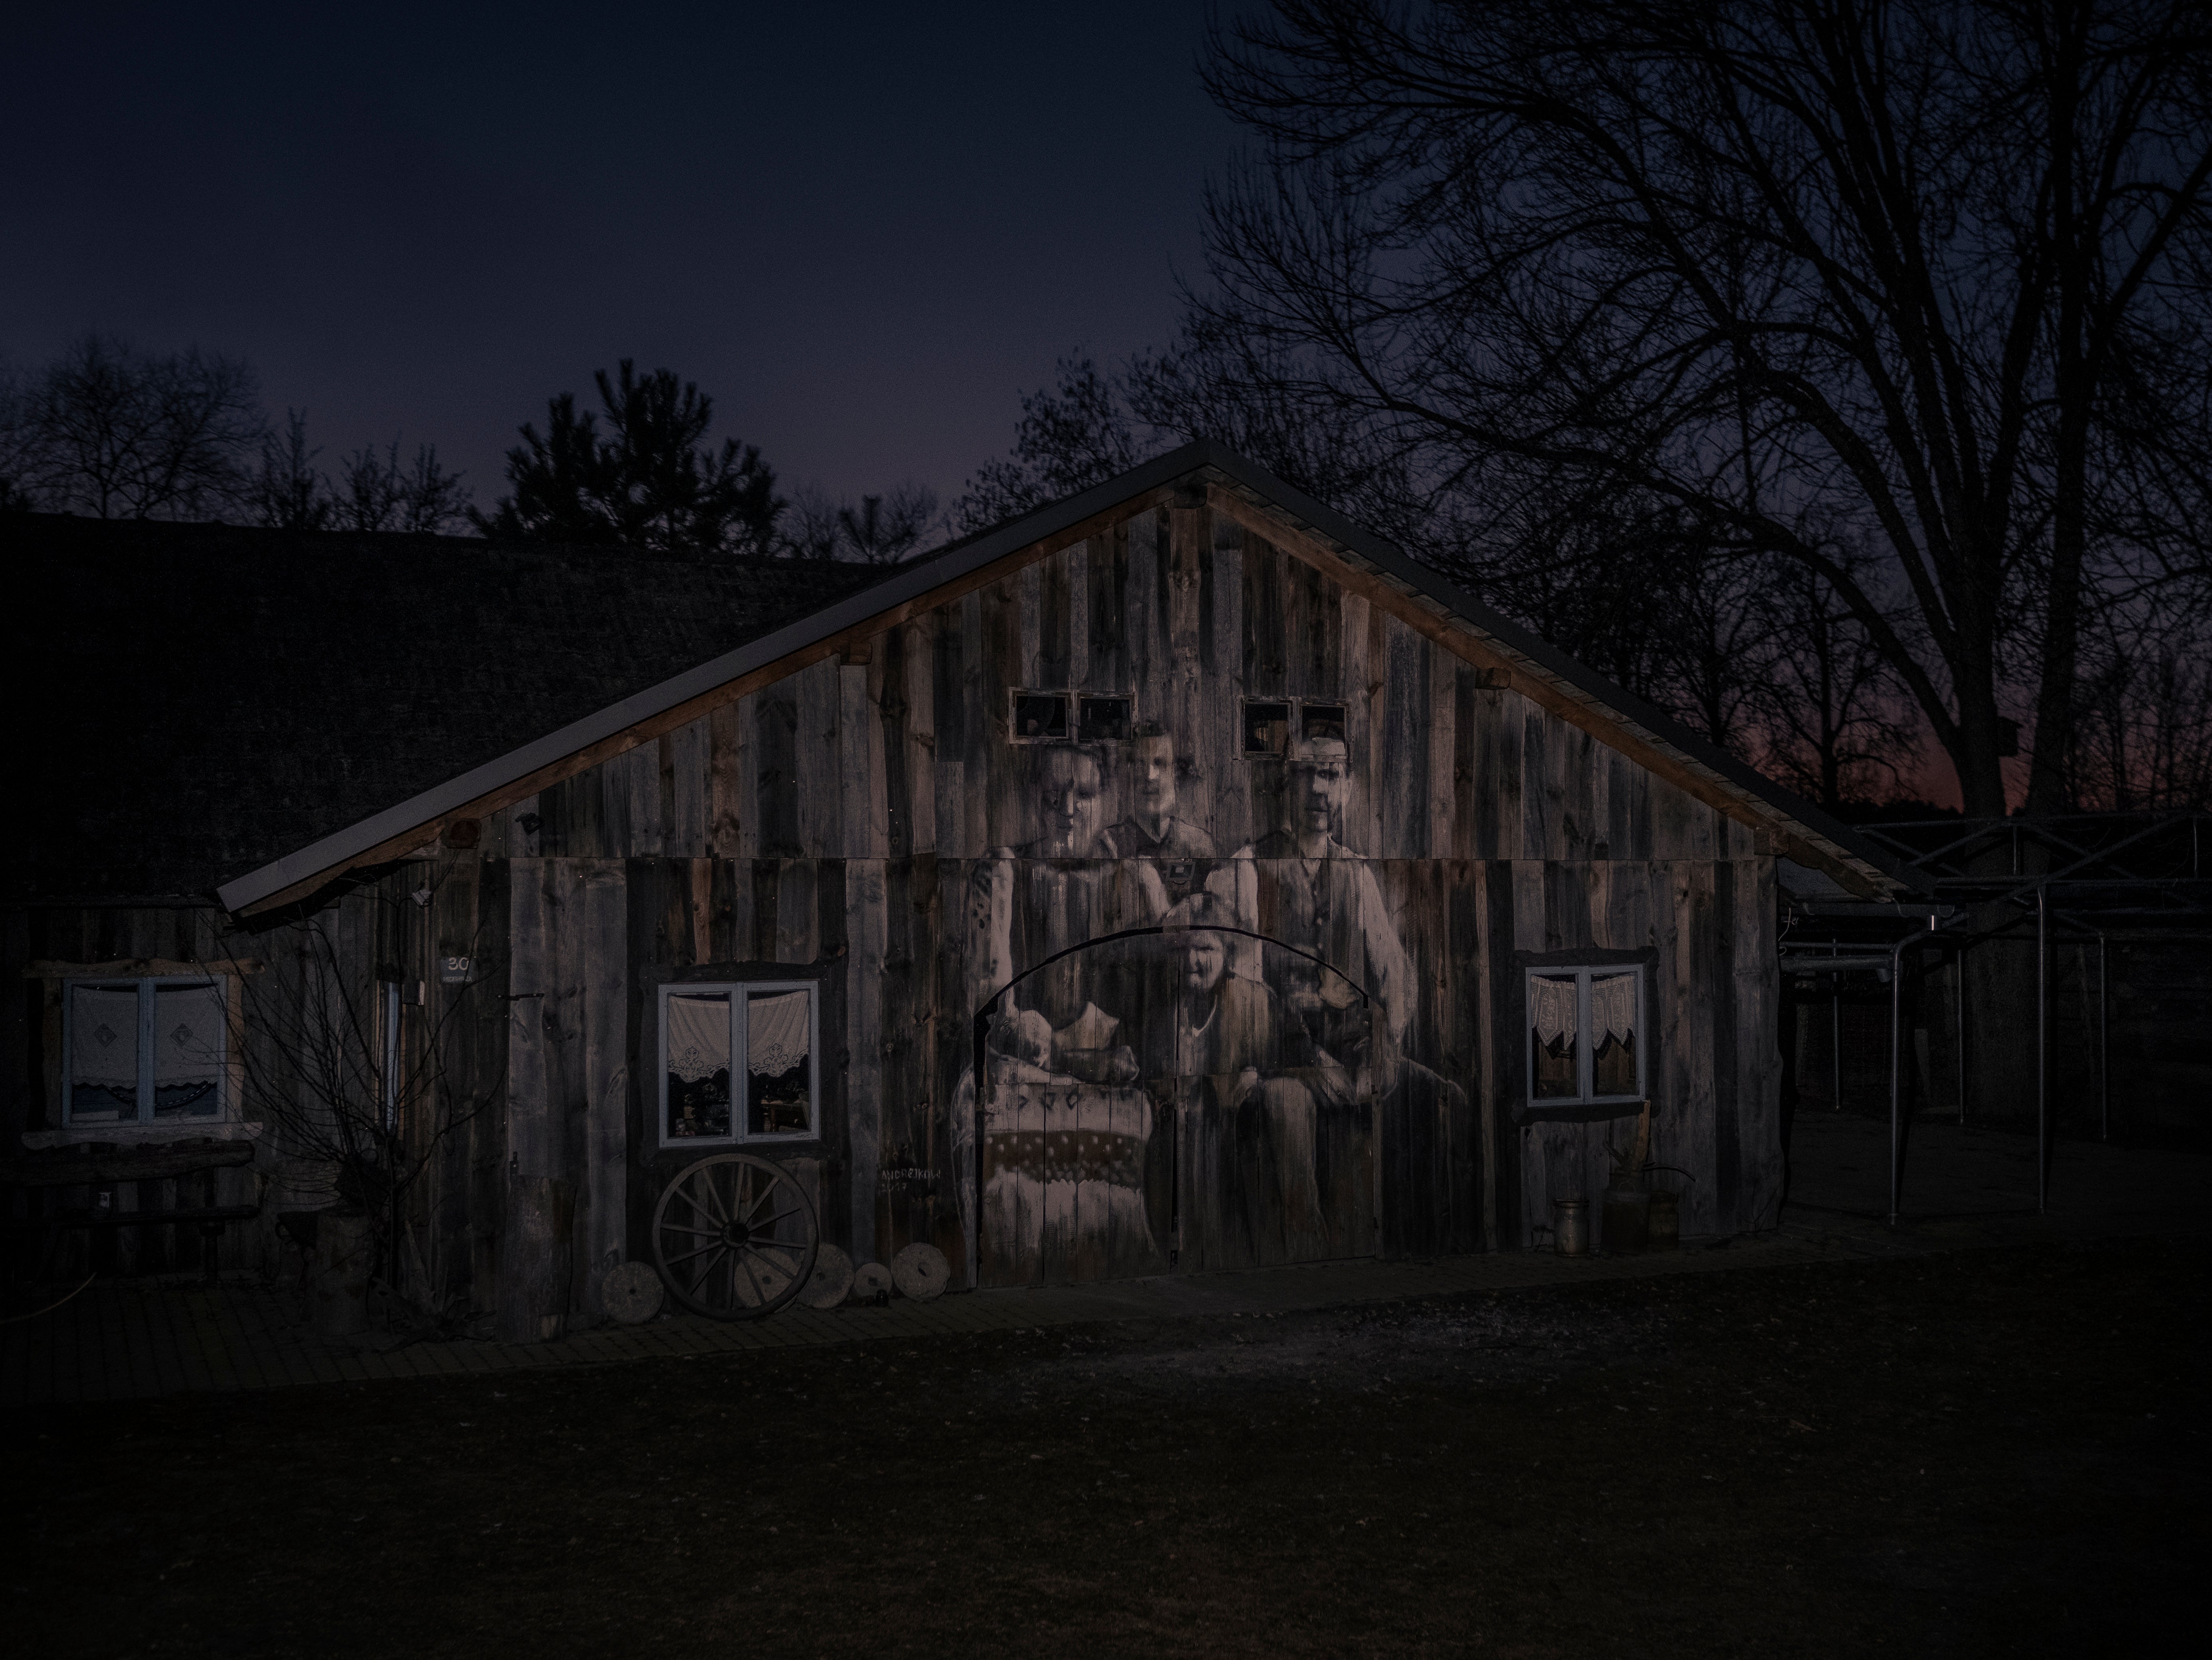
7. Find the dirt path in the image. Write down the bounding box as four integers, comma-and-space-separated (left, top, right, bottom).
7, 1237, 2203, 1658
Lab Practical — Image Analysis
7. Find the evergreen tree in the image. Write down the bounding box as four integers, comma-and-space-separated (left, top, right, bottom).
478, 362, 784, 555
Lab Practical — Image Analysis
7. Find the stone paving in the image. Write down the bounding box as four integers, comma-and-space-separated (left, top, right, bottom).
5, 1111, 2200, 1407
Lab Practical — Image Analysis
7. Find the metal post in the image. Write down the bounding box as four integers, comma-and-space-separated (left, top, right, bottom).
1886, 927, 1932, 1230
970, 1003, 993, 1290
2037, 888, 2049, 1213
1888, 944, 1903, 1227
1954, 953, 1967, 1124
1831, 950, 1842, 1112
2097, 930, 2110, 1143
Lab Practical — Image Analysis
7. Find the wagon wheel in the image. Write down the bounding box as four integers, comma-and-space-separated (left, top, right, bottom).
651, 1154, 819, 1320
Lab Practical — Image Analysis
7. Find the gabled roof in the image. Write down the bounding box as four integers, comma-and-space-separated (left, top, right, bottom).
199, 441, 1912, 913
4, 513, 885, 906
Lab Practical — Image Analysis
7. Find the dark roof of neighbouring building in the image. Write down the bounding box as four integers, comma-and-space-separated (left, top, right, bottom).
3, 514, 888, 904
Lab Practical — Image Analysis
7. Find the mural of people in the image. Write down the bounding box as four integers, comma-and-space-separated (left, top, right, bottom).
1140, 891, 1306, 1084
1209, 729, 1463, 1262
1102, 722, 1215, 863
1147, 890, 1335, 1263
1213, 733, 1414, 1053
973, 742, 1166, 1081
957, 717, 1458, 1285
959, 742, 1169, 1284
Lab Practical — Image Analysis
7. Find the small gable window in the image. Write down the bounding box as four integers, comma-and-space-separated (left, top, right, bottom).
65, 977, 230, 1124
1010, 691, 1071, 742
1527, 966, 1644, 1106
660, 982, 818, 1146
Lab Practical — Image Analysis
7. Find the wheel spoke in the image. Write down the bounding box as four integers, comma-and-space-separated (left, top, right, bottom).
746, 1206, 806, 1234
740, 1176, 783, 1223
687, 1172, 728, 1226
663, 1241, 723, 1267
735, 1249, 770, 1307
721, 1168, 748, 1225
680, 1244, 730, 1289
659, 1222, 722, 1239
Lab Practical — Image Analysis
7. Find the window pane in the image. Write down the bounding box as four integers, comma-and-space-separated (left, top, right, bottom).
1530, 974, 1579, 1099
70, 984, 140, 1121
1592, 972, 1639, 1098
1300, 702, 1347, 743
1242, 701, 1290, 753
1076, 694, 1131, 741
1013, 692, 1069, 740
746, 989, 812, 1136
666, 992, 732, 1140
152, 982, 224, 1118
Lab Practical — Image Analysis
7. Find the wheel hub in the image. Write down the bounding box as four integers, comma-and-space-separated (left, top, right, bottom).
720, 1220, 752, 1247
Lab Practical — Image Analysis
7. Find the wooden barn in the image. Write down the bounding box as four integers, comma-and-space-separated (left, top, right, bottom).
6, 443, 1911, 1333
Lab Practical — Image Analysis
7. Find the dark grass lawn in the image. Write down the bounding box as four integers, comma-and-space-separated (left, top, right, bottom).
7, 1240, 2204, 1658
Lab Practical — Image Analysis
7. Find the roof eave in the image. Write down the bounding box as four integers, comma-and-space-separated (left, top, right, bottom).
218, 437, 1914, 912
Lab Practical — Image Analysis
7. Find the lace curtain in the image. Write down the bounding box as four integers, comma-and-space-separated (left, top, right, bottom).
1530, 973, 1637, 1047
747, 990, 809, 1077
1592, 974, 1637, 1047
1530, 976, 1578, 1046
72, 986, 141, 1089
666, 993, 730, 1083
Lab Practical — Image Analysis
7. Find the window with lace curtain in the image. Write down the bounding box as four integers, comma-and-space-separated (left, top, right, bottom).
65, 976, 230, 1124
658, 981, 818, 1147
1526, 965, 1644, 1107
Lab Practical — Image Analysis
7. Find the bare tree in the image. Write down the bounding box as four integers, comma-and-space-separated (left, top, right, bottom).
952, 357, 1162, 533
21, 333, 264, 518
336, 436, 473, 533
0, 356, 35, 512
249, 408, 335, 531
780, 485, 847, 559
784, 481, 944, 561
1189, 0, 2212, 818
1752, 553, 1923, 810
219, 879, 502, 1324
2069, 608, 2212, 806
837, 484, 940, 562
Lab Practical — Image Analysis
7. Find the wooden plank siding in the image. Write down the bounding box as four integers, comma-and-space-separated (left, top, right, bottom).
10, 492, 1781, 1326
444, 501, 1779, 1306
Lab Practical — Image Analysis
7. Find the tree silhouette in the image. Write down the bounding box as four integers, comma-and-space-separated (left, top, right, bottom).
478, 361, 784, 555
1184, 0, 2212, 816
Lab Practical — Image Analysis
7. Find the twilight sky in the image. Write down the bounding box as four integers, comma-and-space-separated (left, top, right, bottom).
2, 3, 1237, 512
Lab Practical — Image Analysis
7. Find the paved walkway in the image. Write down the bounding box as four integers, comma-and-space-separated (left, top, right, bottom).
5, 1113, 2201, 1406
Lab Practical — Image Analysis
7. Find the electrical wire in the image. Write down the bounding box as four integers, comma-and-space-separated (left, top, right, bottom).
0, 1271, 98, 1325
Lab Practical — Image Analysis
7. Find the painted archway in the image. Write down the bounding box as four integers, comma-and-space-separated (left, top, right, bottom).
963, 923, 1379, 1287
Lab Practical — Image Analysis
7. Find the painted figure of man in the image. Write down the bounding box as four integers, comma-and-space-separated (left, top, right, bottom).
1215, 732, 1413, 1055
1103, 723, 1215, 863
1149, 890, 1333, 1263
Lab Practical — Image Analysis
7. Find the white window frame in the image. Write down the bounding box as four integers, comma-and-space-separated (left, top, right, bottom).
61, 974, 231, 1126
656, 980, 820, 1148
1525, 964, 1646, 1107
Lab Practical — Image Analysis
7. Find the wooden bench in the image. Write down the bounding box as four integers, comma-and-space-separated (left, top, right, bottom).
1, 1138, 261, 1285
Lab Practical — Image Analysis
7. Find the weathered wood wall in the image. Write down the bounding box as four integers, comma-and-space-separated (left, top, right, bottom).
458, 500, 1779, 1304
7, 497, 1781, 1316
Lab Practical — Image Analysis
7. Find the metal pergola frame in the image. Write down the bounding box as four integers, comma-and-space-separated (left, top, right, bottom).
1782, 811, 2212, 1228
